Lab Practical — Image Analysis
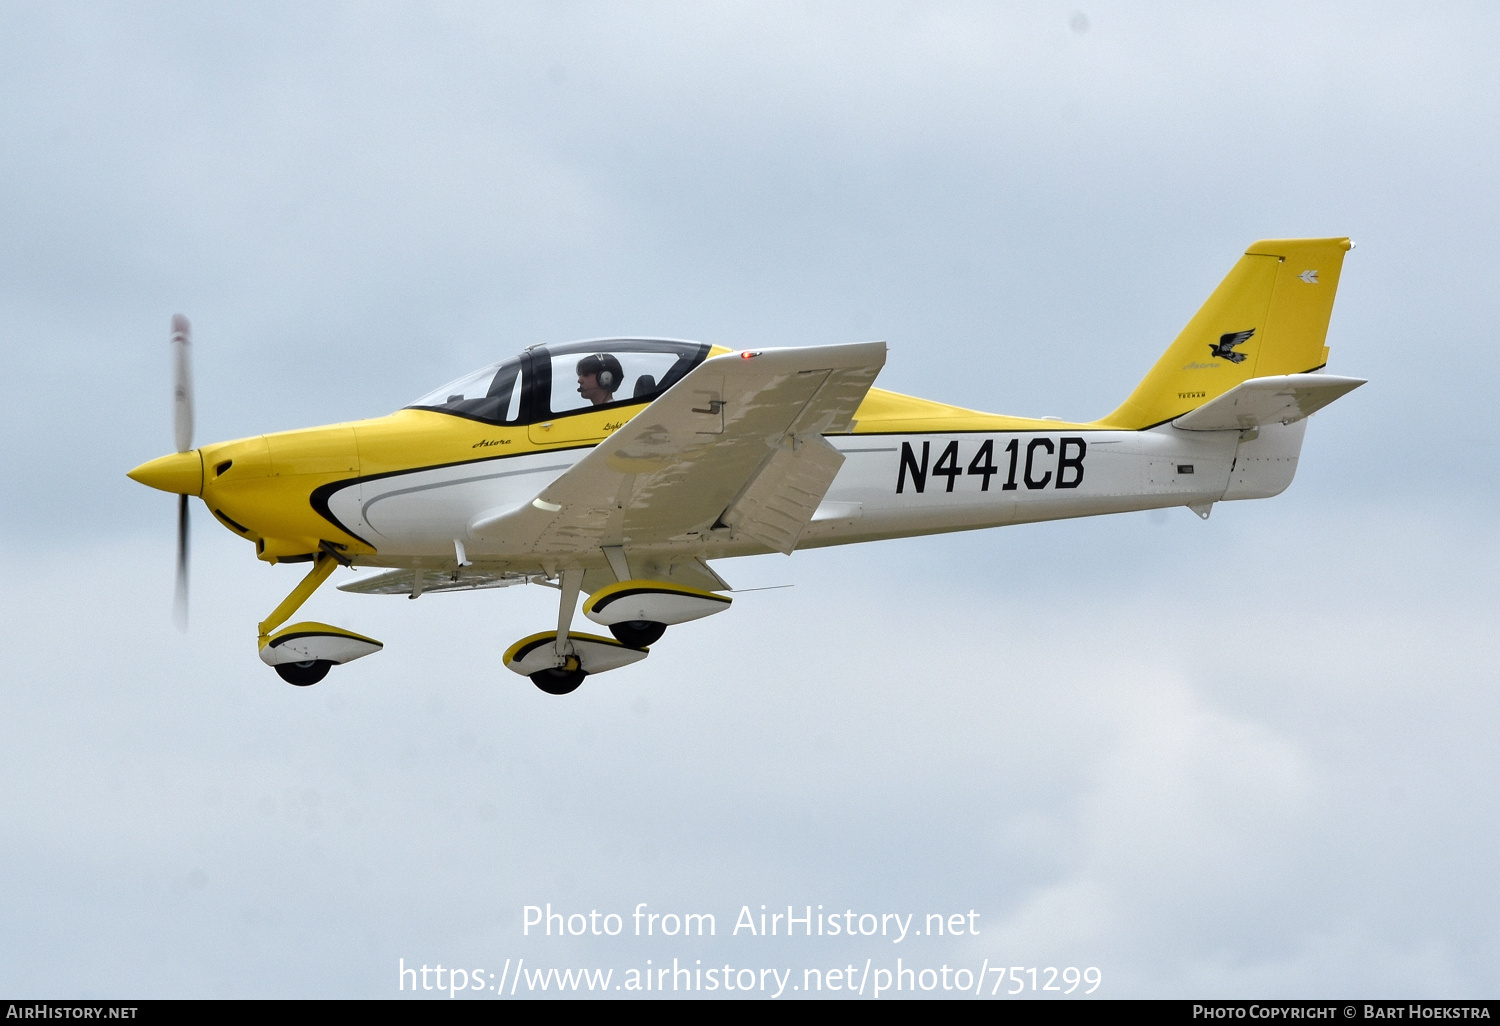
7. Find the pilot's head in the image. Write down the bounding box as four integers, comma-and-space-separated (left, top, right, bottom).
576, 353, 624, 406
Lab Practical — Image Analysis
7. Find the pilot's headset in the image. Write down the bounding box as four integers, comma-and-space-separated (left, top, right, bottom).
582, 353, 623, 392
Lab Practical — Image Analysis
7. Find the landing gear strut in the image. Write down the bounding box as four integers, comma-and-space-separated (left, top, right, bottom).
536, 568, 588, 695
256, 552, 383, 684
501, 567, 651, 693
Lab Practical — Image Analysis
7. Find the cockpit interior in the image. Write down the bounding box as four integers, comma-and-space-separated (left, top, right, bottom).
407, 338, 711, 425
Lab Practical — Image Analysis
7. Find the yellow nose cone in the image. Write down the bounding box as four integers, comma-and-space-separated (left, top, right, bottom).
127, 451, 204, 495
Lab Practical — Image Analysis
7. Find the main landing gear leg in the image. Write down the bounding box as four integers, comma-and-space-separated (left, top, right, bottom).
531, 567, 587, 695
503, 566, 648, 693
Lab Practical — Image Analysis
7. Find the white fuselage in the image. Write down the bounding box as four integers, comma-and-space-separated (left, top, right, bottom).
326, 420, 1305, 569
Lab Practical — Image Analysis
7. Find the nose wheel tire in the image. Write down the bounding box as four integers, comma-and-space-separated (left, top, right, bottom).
531, 667, 587, 695
608, 620, 666, 649
275, 659, 332, 686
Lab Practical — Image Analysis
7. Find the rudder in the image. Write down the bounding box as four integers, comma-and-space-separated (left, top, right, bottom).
1098, 237, 1352, 429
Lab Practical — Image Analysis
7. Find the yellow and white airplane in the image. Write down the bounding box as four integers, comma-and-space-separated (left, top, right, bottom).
129, 238, 1363, 694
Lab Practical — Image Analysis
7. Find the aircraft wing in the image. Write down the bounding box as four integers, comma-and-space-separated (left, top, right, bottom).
1171, 373, 1366, 431
469, 342, 887, 557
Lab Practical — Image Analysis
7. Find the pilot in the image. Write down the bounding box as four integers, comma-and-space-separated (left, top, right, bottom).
575, 353, 624, 406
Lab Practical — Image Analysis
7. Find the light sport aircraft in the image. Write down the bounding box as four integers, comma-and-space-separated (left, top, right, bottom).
129, 237, 1363, 695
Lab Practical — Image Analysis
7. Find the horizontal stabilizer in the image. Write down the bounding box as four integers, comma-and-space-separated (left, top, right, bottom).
1172, 373, 1365, 432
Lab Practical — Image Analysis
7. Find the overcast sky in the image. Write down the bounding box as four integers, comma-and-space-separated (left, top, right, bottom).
2, 1, 1497, 999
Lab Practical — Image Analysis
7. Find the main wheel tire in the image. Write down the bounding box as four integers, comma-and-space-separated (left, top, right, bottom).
530, 667, 587, 695
275, 659, 332, 686
609, 619, 666, 649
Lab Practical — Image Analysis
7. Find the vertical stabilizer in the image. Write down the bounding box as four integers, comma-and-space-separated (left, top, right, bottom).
1098, 238, 1352, 429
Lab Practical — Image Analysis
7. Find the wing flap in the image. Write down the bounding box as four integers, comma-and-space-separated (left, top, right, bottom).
1172, 373, 1365, 431
719, 434, 846, 554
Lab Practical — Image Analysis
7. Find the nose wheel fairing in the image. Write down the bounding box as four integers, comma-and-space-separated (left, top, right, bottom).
258, 621, 383, 668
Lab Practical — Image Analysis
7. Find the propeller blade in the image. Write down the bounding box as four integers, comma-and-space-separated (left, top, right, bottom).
171, 314, 193, 630
174, 492, 190, 631
171, 313, 193, 453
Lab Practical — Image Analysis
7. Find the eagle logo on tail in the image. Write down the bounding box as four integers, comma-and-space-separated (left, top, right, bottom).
1210, 329, 1255, 364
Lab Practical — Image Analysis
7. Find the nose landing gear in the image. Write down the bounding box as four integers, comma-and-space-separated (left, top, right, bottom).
256, 553, 382, 686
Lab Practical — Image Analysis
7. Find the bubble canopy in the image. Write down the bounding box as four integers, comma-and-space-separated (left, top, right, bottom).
406, 338, 711, 426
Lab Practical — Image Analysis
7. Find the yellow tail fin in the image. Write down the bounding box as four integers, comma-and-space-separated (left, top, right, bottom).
1098, 237, 1352, 429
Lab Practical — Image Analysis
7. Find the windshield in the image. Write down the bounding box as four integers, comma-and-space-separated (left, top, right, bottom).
407, 356, 524, 423
406, 339, 709, 425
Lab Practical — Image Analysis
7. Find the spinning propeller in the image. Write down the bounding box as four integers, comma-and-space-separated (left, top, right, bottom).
170, 314, 193, 630
127, 318, 209, 624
